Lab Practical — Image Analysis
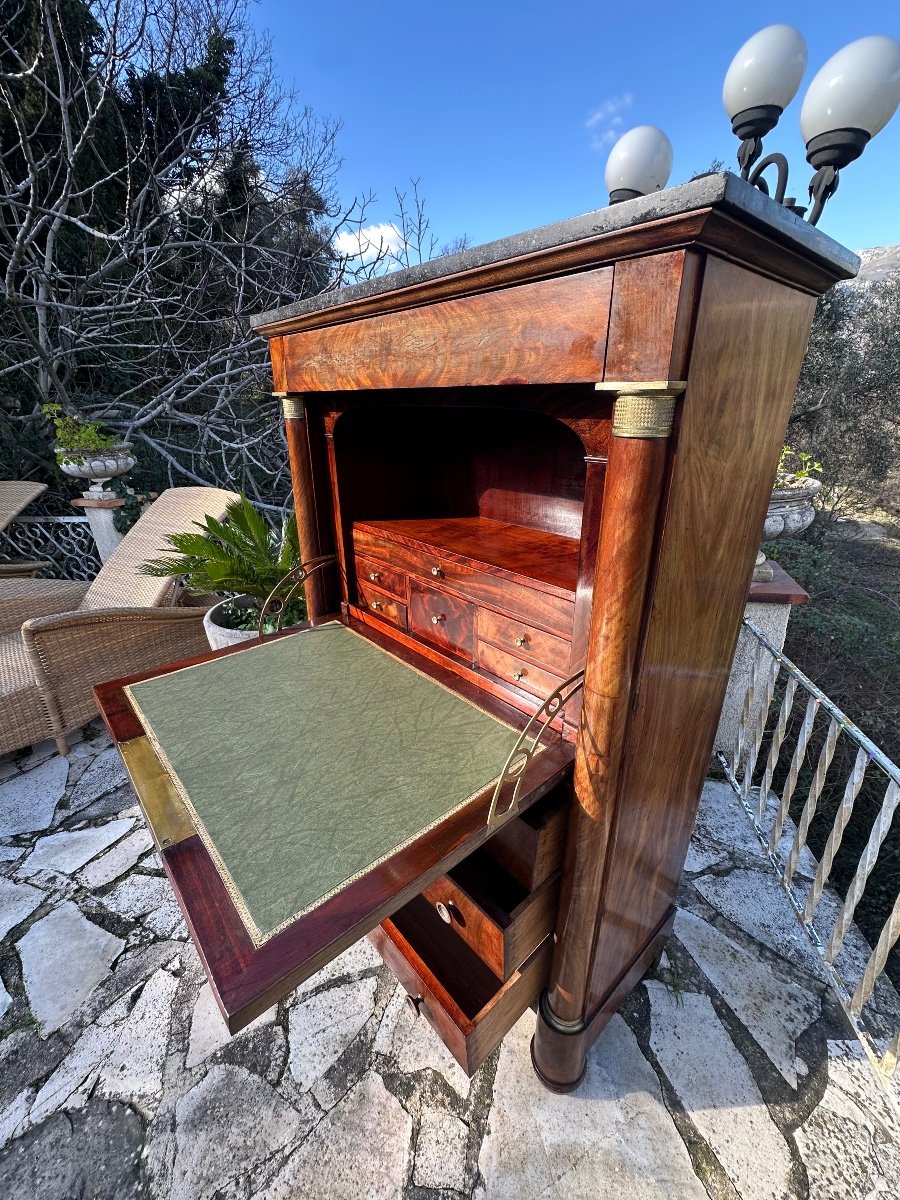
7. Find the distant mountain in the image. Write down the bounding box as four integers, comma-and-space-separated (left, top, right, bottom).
853, 244, 900, 284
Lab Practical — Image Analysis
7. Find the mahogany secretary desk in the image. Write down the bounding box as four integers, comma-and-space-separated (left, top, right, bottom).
96, 174, 856, 1091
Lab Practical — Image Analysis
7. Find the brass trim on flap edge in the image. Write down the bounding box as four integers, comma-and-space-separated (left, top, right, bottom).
119, 735, 195, 851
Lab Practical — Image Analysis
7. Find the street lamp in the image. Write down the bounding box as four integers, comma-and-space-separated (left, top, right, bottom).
605, 27, 900, 226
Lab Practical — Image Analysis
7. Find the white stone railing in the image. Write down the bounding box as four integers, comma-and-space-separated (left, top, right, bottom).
718, 618, 900, 1078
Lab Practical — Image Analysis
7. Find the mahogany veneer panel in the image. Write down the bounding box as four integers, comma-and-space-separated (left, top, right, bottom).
476, 609, 572, 675
281, 268, 613, 392
584, 257, 818, 1010
355, 517, 579, 596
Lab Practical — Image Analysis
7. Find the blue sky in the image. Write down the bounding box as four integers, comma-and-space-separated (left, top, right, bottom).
249, 1, 900, 255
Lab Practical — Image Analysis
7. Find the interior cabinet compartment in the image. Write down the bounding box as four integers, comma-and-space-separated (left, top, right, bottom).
421, 848, 560, 979
482, 784, 570, 890
369, 894, 552, 1075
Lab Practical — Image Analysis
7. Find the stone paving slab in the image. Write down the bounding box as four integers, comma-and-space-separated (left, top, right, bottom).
0, 726, 898, 1199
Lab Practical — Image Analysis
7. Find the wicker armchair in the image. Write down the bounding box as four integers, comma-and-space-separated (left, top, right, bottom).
0, 486, 237, 757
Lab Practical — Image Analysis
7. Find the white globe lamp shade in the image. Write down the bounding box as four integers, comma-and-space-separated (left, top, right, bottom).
723, 25, 808, 121
605, 126, 673, 203
800, 35, 900, 145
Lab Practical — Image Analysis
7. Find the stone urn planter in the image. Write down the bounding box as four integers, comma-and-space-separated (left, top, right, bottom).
755, 477, 821, 581
57, 444, 136, 497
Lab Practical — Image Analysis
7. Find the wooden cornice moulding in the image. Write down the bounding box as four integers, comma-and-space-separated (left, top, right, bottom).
250, 174, 857, 341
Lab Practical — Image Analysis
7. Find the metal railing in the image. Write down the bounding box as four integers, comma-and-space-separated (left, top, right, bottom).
0, 515, 101, 580
717, 617, 900, 1078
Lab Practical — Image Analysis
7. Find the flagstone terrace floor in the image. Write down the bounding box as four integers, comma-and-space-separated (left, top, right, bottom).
1, 722, 899, 1199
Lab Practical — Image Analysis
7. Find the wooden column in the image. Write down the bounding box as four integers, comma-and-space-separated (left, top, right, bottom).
532, 381, 684, 1091
281, 393, 329, 621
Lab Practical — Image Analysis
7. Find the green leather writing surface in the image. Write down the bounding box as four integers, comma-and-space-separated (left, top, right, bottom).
125, 625, 519, 944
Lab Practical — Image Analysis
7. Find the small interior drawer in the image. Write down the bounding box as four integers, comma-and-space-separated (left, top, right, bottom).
476, 610, 572, 674
356, 555, 406, 602
483, 784, 570, 890
408, 579, 475, 661
421, 849, 559, 979
369, 895, 552, 1075
477, 641, 564, 701
357, 581, 407, 630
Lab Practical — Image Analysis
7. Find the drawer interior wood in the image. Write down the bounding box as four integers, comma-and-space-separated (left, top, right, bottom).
371, 894, 552, 1074
483, 783, 570, 890
422, 849, 560, 979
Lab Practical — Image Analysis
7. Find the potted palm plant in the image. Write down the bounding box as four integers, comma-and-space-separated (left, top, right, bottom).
140, 495, 305, 649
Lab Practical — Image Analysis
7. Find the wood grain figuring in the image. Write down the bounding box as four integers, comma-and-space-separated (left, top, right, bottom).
408, 579, 475, 661
269, 337, 287, 393
354, 518, 580, 597
284, 409, 329, 620
357, 582, 407, 631
348, 606, 578, 736
254, 205, 853, 344
476, 609, 572, 675
584, 258, 817, 1011
604, 252, 687, 381
355, 555, 407, 602
544, 433, 671, 1026
477, 642, 565, 703
281, 269, 613, 391
370, 897, 553, 1075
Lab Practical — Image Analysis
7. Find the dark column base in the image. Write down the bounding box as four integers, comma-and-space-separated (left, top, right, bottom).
531, 905, 676, 1092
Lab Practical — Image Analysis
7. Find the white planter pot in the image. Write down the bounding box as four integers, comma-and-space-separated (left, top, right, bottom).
203, 598, 262, 651
57, 444, 136, 497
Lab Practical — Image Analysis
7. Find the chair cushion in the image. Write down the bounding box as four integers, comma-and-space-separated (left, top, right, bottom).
80, 487, 238, 611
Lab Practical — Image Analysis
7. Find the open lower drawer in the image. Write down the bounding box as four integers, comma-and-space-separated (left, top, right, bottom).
370, 895, 553, 1075
94, 619, 574, 1032
421, 850, 560, 979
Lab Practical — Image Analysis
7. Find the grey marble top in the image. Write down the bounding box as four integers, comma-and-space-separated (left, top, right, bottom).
250, 173, 859, 330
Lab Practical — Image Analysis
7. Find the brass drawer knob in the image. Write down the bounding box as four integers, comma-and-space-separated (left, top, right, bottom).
371, 600, 383, 610
431, 613, 446, 624
431, 566, 444, 578
368, 571, 380, 582
513, 669, 525, 681
406, 994, 423, 1018
514, 635, 529, 647
435, 901, 452, 924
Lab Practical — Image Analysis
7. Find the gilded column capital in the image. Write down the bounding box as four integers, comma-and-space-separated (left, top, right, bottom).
595, 380, 687, 439
277, 394, 305, 420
